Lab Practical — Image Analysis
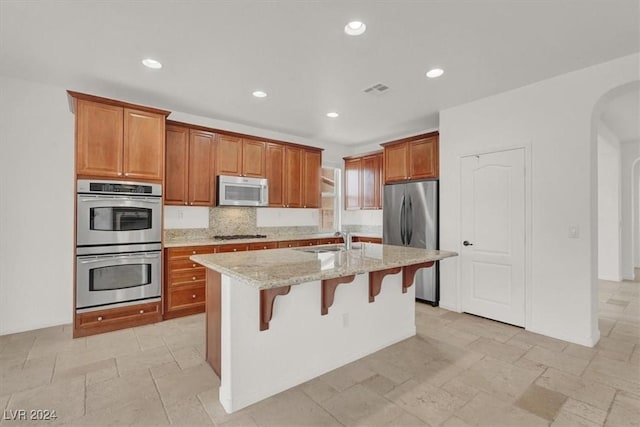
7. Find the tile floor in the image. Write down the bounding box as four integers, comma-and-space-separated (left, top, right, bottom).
1, 275, 638, 426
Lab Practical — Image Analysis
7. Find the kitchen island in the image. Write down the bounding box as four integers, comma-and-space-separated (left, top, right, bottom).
192, 243, 456, 413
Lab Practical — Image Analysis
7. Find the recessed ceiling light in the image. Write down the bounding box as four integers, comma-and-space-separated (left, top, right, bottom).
344, 21, 366, 36
142, 58, 162, 69
326, 112, 339, 118
252, 90, 267, 98
426, 68, 444, 78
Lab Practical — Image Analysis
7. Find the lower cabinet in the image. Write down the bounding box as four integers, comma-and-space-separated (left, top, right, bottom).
75, 301, 161, 338
164, 245, 215, 320
353, 236, 382, 244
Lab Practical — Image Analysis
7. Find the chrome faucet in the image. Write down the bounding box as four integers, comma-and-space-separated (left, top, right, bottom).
335, 231, 352, 250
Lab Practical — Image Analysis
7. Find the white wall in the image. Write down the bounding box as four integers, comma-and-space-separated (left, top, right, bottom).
0, 75, 75, 335
597, 125, 621, 281
439, 53, 639, 347
0, 76, 345, 335
621, 140, 640, 278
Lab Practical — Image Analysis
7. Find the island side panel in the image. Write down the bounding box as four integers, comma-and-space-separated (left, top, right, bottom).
219, 272, 415, 413
206, 269, 222, 377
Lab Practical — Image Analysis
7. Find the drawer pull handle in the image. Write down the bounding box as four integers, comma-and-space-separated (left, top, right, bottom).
97, 316, 103, 321
192, 294, 196, 299
139, 310, 144, 314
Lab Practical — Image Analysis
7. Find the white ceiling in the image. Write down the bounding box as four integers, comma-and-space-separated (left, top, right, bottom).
1, 1, 638, 146
601, 88, 640, 143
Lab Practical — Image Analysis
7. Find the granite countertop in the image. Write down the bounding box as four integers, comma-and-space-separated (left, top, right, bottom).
164, 232, 382, 248
191, 244, 457, 290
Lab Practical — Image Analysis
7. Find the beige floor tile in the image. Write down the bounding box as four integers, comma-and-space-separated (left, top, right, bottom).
440, 377, 481, 403
0, 352, 28, 376
53, 357, 116, 383
249, 388, 341, 427
457, 391, 548, 427
299, 377, 341, 404
318, 360, 377, 392
525, 345, 590, 376
361, 354, 413, 385
27, 334, 86, 360
115, 345, 174, 376
67, 394, 169, 426
605, 392, 640, 427
509, 330, 569, 353
559, 398, 608, 426
162, 329, 205, 352
515, 383, 568, 421
379, 411, 428, 427
596, 336, 636, 361
165, 394, 214, 426
321, 384, 403, 426
85, 359, 118, 385
581, 355, 640, 397
417, 323, 481, 348
551, 410, 603, 427
170, 345, 205, 370
385, 379, 466, 425
0, 355, 55, 396
467, 336, 528, 363
563, 343, 598, 362
198, 387, 251, 426
85, 370, 159, 415
84, 328, 142, 357
155, 362, 218, 405
359, 374, 397, 396
441, 416, 474, 427
4, 376, 84, 425
535, 368, 616, 411
150, 360, 183, 380
599, 319, 616, 337
217, 413, 259, 427
630, 346, 640, 366
446, 317, 519, 343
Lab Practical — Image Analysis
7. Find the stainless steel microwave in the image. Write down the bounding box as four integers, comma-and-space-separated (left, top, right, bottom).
217, 175, 268, 206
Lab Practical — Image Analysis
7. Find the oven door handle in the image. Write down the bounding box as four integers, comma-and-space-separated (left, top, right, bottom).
79, 196, 161, 204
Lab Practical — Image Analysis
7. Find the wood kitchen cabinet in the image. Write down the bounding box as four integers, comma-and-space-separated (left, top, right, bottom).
382, 132, 439, 183
216, 134, 266, 178
266, 143, 285, 207
165, 123, 216, 206
302, 150, 321, 208
75, 301, 161, 338
164, 245, 215, 320
343, 151, 383, 210
70, 91, 169, 182
284, 146, 304, 208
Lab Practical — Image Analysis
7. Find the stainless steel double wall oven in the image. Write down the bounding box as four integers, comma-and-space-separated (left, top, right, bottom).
76, 180, 162, 311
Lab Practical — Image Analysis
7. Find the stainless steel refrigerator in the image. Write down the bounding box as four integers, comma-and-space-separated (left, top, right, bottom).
383, 180, 439, 305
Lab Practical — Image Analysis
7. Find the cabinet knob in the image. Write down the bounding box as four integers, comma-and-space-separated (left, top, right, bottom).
192, 250, 196, 254
125, 173, 129, 176
263, 246, 267, 249
184, 202, 188, 205
192, 276, 196, 280
190, 202, 193, 205
139, 310, 144, 314
192, 263, 196, 267
117, 172, 122, 176
192, 294, 197, 299
288, 244, 292, 247
97, 316, 103, 321
233, 248, 237, 252
308, 242, 313, 246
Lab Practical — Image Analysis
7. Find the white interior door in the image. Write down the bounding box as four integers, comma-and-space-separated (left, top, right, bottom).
460, 148, 525, 326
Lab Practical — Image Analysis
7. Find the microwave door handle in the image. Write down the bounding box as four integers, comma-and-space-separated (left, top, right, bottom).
80, 196, 160, 204
78, 255, 115, 263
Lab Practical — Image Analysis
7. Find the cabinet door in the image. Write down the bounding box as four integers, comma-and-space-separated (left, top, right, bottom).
284, 146, 303, 208
408, 136, 439, 179
216, 134, 242, 176
188, 130, 216, 206
165, 125, 189, 205
242, 139, 266, 177
266, 143, 285, 207
76, 100, 123, 178
362, 153, 382, 209
216, 243, 249, 253
344, 158, 361, 210
302, 150, 321, 208
384, 142, 408, 183
122, 108, 165, 181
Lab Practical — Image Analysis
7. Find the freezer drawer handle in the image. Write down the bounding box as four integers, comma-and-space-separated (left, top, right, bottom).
463, 241, 473, 246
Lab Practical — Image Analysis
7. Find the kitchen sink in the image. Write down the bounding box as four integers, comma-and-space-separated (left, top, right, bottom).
295, 246, 344, 254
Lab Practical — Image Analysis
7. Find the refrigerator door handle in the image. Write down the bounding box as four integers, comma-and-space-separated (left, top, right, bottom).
407, 196, 413, 244
400, 195, 406, 245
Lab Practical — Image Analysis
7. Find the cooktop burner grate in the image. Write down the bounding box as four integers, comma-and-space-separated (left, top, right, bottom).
213, 234, 268, 240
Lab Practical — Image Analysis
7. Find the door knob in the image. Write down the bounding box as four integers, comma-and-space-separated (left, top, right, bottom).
463, 241, 473, 246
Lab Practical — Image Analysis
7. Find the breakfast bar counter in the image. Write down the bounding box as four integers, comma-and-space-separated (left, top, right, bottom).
192, 244, 456, 413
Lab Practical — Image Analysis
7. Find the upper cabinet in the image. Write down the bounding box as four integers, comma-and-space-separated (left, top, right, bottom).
382, 132, 439, 183
165, 123, 216, 206
343, 151, 382, 210
266, 143, 321, 208
216, 135, 266, 178
70, 91, 169, 182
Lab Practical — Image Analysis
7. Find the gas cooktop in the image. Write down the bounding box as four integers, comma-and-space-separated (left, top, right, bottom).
213, 234, 267, 241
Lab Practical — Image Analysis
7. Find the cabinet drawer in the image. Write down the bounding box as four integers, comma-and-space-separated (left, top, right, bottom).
217, 243, 249, 253
316, 237, 342, 245
354, 237, 382, 244
248, 241, 279, 251
167, 284, 205, 311
75, 301, 161, 331
169, 268, 205, 284
167, 245, 216, 259
277, 240, 304, 248
169, 258, 202, 271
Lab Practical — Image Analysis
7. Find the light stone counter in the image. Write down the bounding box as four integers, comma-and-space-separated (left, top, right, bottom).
191, 244, 456, 290
164, 232, 382, 248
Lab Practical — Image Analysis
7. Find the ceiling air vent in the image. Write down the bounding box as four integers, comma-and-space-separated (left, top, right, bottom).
363, 83, 389, 95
